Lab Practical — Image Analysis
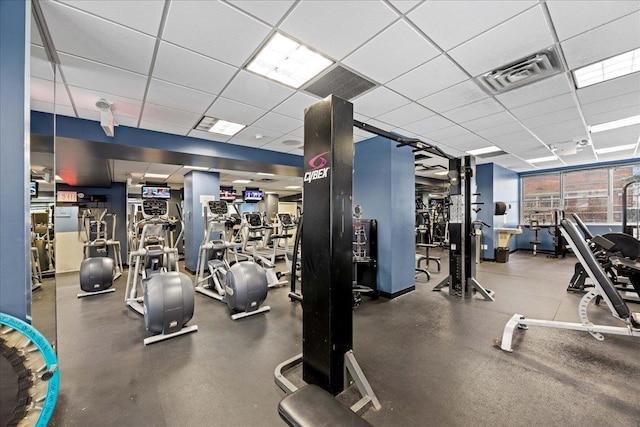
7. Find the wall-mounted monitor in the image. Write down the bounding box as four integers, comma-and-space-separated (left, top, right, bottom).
29, 181, 38, 198
243, 189, 263, 203
220, 186, 237, 202
142, 186, 171, 199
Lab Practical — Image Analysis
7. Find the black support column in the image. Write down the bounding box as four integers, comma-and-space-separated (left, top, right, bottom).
302, 95, 353, 395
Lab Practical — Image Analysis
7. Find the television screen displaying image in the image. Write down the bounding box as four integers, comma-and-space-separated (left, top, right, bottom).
142, 186, 171, 199
29, 181, 38, 198
220, 186, 237, 202
243, 189, 263, 203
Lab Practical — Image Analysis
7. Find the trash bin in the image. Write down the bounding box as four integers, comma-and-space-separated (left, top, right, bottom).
496, 247, 510, 263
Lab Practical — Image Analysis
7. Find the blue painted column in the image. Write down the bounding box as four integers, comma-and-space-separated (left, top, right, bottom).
183, 171, 220, 272
0, 1, 31, 321
354, 137, 415, 297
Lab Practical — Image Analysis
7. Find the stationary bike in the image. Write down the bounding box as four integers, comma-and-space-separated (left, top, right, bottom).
125, 199, 198, 345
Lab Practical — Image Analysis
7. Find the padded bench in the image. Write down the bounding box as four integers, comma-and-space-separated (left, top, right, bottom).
278, 384, 373, 427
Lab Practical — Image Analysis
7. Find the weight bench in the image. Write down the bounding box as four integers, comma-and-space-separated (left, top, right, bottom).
278, 384, 373, 427
496, 219, 640, 352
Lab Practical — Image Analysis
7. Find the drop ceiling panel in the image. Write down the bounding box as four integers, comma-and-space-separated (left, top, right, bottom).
584, 105, 640, 127
418, 80, 488, 113
31, 78, 72, 106
561, 11, 640, 70
343, 20, 439, 84
141, 103, 201, 128
68, 85, 141, 119
495, 74, 573, 109
272, 92, 319, 120
145, 163, 183, 175
40, 1, 155, 74
205, 97, 267, 126
258, 138, 299, 154
152, 42, 238, 95
353, 87, 410, 118
581, 91, 640, 117
279, 1, 397, 60
252, 112, 303, 134
31, 45, 55, 80
560, 148, 597, 165
376, 103, 435, 127
510, 93, 578, 121
402, 115, 456, 135
476, 121, 525, 139
140, 120, 192, 137
146, 79, 214, 114
529, 120, 587, 142
590, 124, 640, 148
596, 151, 639, 163
577, 73, 640, 104
547, 1, 640, 42
520, 106, 583, 129
60, 53, 148, 99
408, 0, 536, 51
163, 1, 270, 67
441, 98, 504, 123
461, 111, 518, 132
227, 0, 295, 26
58, 0, 165, 36
31, 14, 43, 46
489, 131, 540, 148
228, 126, 278, 148
386, 55, 468, 100
222, 71, 295, 110
423, 125, 470, 142
112, 114, 138, 128
448, 6, 553, 76
437, 132, 485, 149
187, 129, 233, 142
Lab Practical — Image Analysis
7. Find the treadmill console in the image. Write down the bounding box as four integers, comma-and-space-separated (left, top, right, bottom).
208, 200, 228, 216
278, 213, 293, 227
246, 213, 263, 227
142, 199, 168, 219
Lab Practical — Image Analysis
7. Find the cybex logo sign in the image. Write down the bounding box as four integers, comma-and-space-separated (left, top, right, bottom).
304, 151, 330, 184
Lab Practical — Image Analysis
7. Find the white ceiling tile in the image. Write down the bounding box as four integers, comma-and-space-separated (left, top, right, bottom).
146, 79, 214, 114
252, 112, 303, 134
489, 131, 540, 148
58, 0, 165, 36
581, 91, 640, 117
205, 97, 267, 126
187, 129, 233, 142
31, 100, 76, 117
560, 148, 598, 165
441, 98, 504, 123
510, 93, 578, 121
153, 42, 238, 95
31, 78, 72, 106
145, 163, 183, 175
228, 126, 279, 148
272, 92, 320, 120
260, 136, 301, 153
590, 124, 640, 148
495, 74, 573, 109
343, 20, 439, 84
547, 1, 640, 42
561, 11, 640, 70
141, 103, 201, 128
408, 1, 536, 51
388, 1, 421, 14
424, 125, 470, 142
386, 55, 468, 99
222, 71, 295, 110
402, 115, 456, 135
417, 79, 488, 113
352, 86, 410, 117
111, 114, 138, 128
31, 14, 43, 46
520, 106, 583, 129
437, 133, 487, 149
576, 72, 640, 104
288, 147, 304, 156
59, 54, 148, 99
476, 121, 525, 139
74, 106, 102, 122
227, 0, 295, 26
280, 1, 398, 60
31, 45, 54, 80
163, 1, 270, 67
461, 111, 517, 132
529, 120, 588, 143
449, 5, 554, 76
67, 85, 141, 118
40, 1, 155, 74
375, 103, 435, 127
584, 104, 640, 126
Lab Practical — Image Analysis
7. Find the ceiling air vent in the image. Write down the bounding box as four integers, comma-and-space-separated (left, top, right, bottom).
304, 65, 376, 100
476, 47, 562, 94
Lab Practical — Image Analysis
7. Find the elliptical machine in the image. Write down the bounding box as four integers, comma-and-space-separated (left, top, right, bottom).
243, 212, 288, 288
77, 208, 124, 298
125, 199, 198, 345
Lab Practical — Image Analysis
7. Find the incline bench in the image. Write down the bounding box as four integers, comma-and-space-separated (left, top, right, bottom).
278, 384, 373, 427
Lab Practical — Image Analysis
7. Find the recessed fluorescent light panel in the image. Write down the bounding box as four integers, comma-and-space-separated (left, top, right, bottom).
527, 156, 558, 164
184, 165, 209, 171
195, 116, 245, 136
143, 173, 169, 179
588, 115, 640, 134
257, 172, 274, 176
595, 144, 637, 155
246, 33, 333, 88
285, 185, 301, 189
232, 179, 252, 184
434, 171, 449, 176
573, 47, 640, 89
466, 146, 502, 156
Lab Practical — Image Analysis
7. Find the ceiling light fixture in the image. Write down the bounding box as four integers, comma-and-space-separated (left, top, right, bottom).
594, 144, 637, 155
257, 172, 274, 176
55, 175, 64, 181
573, 47, 640, 89
143, 173, 170, 179
246, 33, 334, 88
233, 179, 252, 184
588, 115, 640, 134
184, 165, 210, 171
285, 185, 301, 189
433, 171, 449, 176
526, 156, 558, 164
466, 146, 502, 156
195, 116, 245, 136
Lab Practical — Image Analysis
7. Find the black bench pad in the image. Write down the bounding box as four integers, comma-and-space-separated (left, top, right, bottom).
278, 384, 372, 427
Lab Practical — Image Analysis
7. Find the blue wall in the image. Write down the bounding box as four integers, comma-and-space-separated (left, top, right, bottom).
184, 171, 220, 272
354, 137, 414, 296
0, 0, 31, 321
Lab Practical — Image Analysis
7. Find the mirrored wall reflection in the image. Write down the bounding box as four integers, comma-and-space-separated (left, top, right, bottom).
30, 58, 57, 348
